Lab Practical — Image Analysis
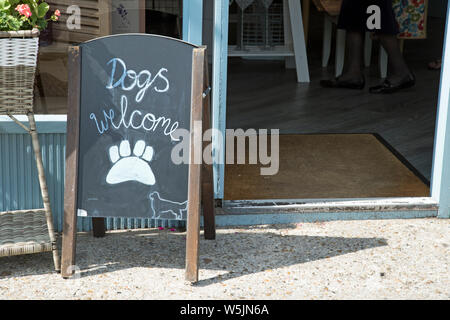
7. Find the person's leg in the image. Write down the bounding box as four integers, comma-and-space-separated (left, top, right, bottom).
369, 33, 415, 93
368, 0, 415, 93
320, 0, 366, 89
339, 30, 365, 82
378, 33, 413, 83
320, 30, 365, 88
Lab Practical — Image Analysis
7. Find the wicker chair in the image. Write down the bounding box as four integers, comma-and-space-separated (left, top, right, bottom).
0, 29, 60, 272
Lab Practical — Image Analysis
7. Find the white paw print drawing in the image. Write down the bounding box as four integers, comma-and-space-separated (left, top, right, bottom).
106, 140, 156, 185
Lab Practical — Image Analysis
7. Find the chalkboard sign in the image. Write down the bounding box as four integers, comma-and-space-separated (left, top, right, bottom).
62, 34, 214, 282
69, 34, 201, 220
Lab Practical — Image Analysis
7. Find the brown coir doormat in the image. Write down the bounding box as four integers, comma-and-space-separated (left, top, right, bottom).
224, 134, 430, 200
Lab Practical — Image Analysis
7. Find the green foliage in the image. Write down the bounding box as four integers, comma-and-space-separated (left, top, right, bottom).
0, 10, 23, 31
0, 0, 58, 31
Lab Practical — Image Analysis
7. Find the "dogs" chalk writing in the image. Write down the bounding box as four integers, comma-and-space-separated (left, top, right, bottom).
106, 57, 169, 103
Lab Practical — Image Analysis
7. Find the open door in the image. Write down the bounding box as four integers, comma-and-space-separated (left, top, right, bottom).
210, 0, 450, 220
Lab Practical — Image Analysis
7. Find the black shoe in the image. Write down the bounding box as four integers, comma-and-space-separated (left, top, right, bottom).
320, 76, 365, 90
369, 74, 415, 94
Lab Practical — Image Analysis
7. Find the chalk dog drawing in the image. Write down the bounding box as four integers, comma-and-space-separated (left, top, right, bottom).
106, 140, 156, 185
149, 191, 188, 220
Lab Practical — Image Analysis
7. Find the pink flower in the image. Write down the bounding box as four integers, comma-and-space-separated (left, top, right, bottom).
170, 228, 176, 232
54, 9, 61, 20
15, 4, 32, 18
158, 227, 164, 230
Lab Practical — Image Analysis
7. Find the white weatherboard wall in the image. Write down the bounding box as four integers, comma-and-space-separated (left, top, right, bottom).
0, 115, 184, 232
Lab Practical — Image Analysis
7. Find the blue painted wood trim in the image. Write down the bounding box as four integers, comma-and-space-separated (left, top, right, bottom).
0, 115, 67, 134
212, 0, 229, 199
214, 210, 438, 226
182, 0, 203, 45
430, 1, 450, 218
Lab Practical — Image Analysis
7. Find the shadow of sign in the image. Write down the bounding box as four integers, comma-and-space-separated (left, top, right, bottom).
0, 227, 387, 286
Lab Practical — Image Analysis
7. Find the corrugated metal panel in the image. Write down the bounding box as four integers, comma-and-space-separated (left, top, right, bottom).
0, 131, 185, 232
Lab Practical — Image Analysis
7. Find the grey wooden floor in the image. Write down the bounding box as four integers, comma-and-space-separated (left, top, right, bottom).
226, 15, 446, 181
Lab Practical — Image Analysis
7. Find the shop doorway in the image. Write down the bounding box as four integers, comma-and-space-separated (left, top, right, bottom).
222, 1, 444, 208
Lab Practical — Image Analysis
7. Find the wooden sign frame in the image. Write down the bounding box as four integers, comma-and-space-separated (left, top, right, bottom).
62, 44, 215, 283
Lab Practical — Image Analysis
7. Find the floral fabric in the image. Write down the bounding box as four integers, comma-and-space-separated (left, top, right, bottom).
392, 0, 428, 38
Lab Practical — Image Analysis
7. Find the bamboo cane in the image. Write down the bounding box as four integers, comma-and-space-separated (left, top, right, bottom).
27, 112, 61, 272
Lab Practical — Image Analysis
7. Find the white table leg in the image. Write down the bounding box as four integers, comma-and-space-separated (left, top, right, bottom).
283, 0, 295, 69
288, 0, 310, 82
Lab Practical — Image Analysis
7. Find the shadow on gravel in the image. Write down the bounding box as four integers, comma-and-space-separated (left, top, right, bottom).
0, 227, 387, 285
0, 226, 387, 286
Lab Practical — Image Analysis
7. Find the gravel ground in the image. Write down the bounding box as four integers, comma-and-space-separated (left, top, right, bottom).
0, 218, 448, 300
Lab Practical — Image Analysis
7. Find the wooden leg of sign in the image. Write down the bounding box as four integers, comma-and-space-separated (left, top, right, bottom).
61, 204, 77, 279
61, 46, 81, 279
202, 54, 216, 241
185, 48, 206, 283
186, 170, 202, 283
92, 218, 106, 237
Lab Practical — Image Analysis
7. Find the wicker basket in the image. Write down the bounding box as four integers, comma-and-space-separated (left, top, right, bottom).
0, 29, 60, 271
0, 210, 53, 257
0, 29, 39, 115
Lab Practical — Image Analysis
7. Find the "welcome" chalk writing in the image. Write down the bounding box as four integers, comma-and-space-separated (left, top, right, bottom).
89, 95, 180, 140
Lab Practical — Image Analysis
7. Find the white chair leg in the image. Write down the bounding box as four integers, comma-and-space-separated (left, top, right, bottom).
283, 0, 295, 69
322, 16, 332, 67
379, 46, 388, 78
288, 0, 310, 82
335, 29, 346, 77
364, 32, 372, 67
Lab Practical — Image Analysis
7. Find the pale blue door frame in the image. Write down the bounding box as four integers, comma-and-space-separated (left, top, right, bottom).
211, 0, 229, 199
183, 0, 228, 198
182, 0, 203, 45
431, 2, 450, 218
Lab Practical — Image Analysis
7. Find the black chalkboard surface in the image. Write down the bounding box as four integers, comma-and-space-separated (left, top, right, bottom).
75, 34, 197, 220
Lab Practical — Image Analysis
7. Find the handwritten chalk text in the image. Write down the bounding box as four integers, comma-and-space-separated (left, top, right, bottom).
106, 57, 169, 103
90, 95, 179, 140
